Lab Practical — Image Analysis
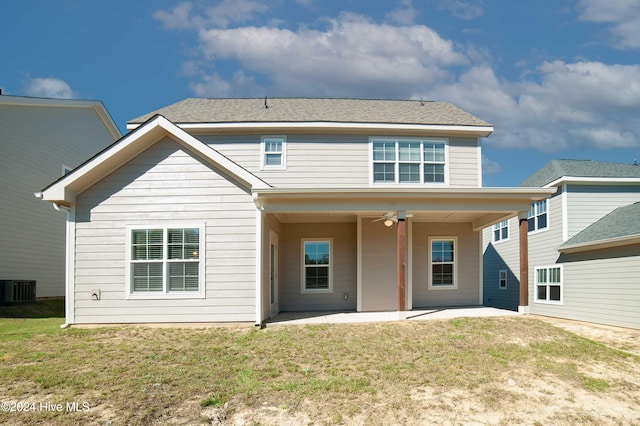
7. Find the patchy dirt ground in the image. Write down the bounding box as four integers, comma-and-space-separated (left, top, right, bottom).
200, 316, 640, 426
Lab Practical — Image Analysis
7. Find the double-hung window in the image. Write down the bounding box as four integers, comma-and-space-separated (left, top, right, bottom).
428, 237, 457, 289
128, 226, 204, 298
528, 200, 548, 232
493, 220, 509, 242
371, 138, 447, 184
301, 239, 332, 293
261, 136, 286, 169
534, 265, 562, 304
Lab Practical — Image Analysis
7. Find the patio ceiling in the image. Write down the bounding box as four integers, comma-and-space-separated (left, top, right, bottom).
254, 187, 557, 231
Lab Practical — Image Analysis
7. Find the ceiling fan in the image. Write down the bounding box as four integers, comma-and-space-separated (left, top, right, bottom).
372, 211, 413, 227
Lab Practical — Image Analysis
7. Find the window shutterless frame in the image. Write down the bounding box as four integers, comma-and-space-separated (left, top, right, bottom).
428, 236, 458, 290
370, 137, 448, 185
300, 238, 333, 293
534, 265, 563, 305
261, 136, 287, 170
125, 224, 206, 299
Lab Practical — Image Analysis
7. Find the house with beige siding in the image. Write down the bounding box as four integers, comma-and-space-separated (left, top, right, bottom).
483, 160, 640, 329
1, 95, 120, 301
38, 98, 553, 326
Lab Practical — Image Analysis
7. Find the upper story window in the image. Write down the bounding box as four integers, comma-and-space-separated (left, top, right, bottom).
493, 220, 509, 243
261, 136, 286, 170
528, 200, 548, 232
371, 138, 447, 184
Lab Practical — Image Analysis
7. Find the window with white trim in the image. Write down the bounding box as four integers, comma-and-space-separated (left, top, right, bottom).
371, 138, 447, 184
534, 265, 562, 304
301, 239, 332, 293
528, 200, 548, 232
498, 269, 507, 290
127, 226, 204, 298
261, 136, 286, 169
493, 220, 509, 242
428, 237, 457, 289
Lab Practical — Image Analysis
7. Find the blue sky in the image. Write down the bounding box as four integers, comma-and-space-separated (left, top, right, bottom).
1, 0, 639, 186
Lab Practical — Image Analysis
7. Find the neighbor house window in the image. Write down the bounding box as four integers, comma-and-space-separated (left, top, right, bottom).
371, 138, 447, 184
528, 200, 548, 232
499, 269, 507, 290
428, 237, 457, 289
301, 239, 332, 293
534, 265, 562, 304
261, 136, 286, 169
493, 220, 509, 242
127, 226, 204, 298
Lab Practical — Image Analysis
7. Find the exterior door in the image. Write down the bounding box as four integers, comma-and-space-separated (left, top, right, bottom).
269, 231, 279, 318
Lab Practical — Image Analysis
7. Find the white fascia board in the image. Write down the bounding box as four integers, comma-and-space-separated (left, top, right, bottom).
127, 121, 494, 136
41, 115, 268, 204
545, 176, 640, 188
253, 187, 555, 199
559, 235, 640, 253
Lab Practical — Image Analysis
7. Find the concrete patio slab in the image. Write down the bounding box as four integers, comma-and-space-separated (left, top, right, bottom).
266, 306, 520, 326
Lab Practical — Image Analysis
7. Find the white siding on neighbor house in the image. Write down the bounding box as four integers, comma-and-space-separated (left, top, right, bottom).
482, 217, 520, 310
412, 222, 480, 307
73, 137, 257, 323
0, 103, 117, 298
279, 222, 357, 312
557, 246, 640, 329
197, 134, 481, 188
565, 184, 640, 240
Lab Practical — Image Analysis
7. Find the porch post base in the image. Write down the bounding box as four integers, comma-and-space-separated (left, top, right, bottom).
397, 311, 407, 320
518, 305, 530, 314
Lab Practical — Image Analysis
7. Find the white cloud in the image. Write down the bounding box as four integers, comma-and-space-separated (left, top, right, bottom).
154, 0, 269, 30
429, 0, 485, 20
195, 13, 467, 97
427, 61, 640, 151
578, 0, 640, 49
482, 155, 501, 175
23, 77, 75, 99
386, 0, 419, 25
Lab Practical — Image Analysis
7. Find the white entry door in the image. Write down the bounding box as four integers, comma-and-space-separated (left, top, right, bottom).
269, 231, 279, 318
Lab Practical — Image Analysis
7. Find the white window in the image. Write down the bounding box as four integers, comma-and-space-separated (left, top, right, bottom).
499, 269, 507, 290
371, 138, 447, 184
528, 200, 548, 232
126, 225, 205, 299
493, 220, 509, 242
534, 265, 562, 304
261, 136, 286, 169
428, 237, 457, 289
301, 239, 332, 293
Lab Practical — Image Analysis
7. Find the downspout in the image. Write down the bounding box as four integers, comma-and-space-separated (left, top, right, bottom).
253, 193, 264, 327
53, 203, 74, 329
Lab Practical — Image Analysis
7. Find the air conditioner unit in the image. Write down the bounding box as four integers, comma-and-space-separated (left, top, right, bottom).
0, 280, 36, 305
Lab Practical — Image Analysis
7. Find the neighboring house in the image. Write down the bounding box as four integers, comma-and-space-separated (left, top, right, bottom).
38, 98, 553, 326
483, 160, 640, 329
1, 95, 120, 300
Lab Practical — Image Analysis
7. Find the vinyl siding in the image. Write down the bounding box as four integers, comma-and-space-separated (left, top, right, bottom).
197, 134, 481, 188
482, 218, 520, 310
566, 185, 640, 240
360, 219, 397, 311
279, 222, 357, 311
73, 137, 257, 323
412, 222, 480, 307
555, 246, 640, 329
0, 103, 116, 298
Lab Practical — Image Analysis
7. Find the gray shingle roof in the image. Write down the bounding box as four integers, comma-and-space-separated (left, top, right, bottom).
128, 98, 492, 127
560, 202, 640, 248
520, 160, 640, 187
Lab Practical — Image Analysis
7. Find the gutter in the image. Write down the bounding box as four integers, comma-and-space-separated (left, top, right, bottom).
559, 234, 640, 254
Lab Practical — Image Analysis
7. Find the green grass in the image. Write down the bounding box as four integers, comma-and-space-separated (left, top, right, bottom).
0, 302, 637, 425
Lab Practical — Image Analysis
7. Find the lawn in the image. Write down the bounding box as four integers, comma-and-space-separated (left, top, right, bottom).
1, 300, 639, 425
